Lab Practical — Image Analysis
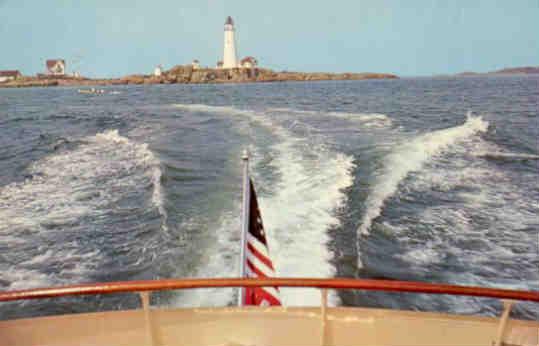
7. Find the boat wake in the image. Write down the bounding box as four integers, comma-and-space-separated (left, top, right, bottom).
357, 113, 489, 238
376, 142, 539, 310
474, 151, 539, 161
174, 104, 391, 127
0, 130, 166, 289
269, 107, 392, 126
172, 103, 355, 306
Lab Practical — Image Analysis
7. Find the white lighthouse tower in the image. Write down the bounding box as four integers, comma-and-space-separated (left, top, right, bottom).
222, 16, 238, 69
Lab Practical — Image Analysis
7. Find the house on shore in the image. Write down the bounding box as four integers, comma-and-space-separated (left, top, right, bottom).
154, 65, 163, 77
46, 59, 66, 76
240, 56, 258, 68
0, 70, 22, 83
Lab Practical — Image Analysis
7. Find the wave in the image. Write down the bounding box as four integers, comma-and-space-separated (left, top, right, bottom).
172, 104, 355, 306
326, 111, 391, 123
390, 163, 539, 291
269, 107, 391, 125
357, 113, 489, 238
475, 151, 539, 161
173, 103, 254, 117
0, 130, 165, 289
174, 104, 391, 127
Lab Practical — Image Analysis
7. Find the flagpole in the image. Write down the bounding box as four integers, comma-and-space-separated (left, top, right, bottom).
238, 149, 250, 306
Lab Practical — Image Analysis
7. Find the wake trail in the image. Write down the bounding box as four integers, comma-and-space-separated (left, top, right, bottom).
269, 107, 392, 126
0, 130, 166, 289
357, 113, 489, 238
172, 103, 355, 306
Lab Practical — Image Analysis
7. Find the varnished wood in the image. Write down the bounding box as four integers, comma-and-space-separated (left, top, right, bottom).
0, 277, 538, 303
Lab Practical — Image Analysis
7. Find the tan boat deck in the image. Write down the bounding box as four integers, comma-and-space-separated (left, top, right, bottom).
1, 278, 537, 346
1, 306, 537, 346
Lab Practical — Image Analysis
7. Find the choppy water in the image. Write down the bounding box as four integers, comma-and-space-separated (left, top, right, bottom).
1, 76, 538, 320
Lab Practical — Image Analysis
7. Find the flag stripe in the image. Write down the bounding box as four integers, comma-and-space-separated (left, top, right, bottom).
262, 286, 280, 299
253, 287, 282, 306
246, 233, 270, 258
245, 267, 280, 300
246, 250, 275, 278
246, 258, 268, 278
247, 242, 274, 270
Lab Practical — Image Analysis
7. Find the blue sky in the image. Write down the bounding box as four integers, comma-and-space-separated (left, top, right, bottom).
1, 0, 537, 77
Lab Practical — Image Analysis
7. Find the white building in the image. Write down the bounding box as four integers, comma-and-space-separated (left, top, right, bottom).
240, 56, 258, 68
222, 16, 238, 68
0, 70, 21, 82
192, 60, 200, 70
46, 59, 65, 76
154, 65, 163, 77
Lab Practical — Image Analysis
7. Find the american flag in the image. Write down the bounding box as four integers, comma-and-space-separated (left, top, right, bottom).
243, 179, 281, 306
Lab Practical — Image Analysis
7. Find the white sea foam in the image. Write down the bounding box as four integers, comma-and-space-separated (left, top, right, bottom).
413, 188, 539, 289
357, 113, 489, 237
172, 104, 355, 306
151, 165, 168, 231
0, 129, 165, 289
379, 156, 539, 294
173, 210, 241, 308
269, 107, 391, 125
326, 111, 391, 124
175, 104, 391, 127
260, 144, 354, 306
173, 103, 254, 117
474, 151, 539, 160
357, 111, 538, 297
269, 107, 317, 115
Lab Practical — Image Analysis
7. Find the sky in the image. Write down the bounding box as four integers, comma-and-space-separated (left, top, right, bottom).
0, 0, 537, 77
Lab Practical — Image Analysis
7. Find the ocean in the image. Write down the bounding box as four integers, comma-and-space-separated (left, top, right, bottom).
0, 76, 538, 320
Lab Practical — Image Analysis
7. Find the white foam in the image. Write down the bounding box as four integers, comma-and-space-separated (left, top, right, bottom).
0, 130, 165, 289
475, 151, 539, 160
357, 113, 489, 237
261, 146, 354, 306
172, 104, 355, 306
151, 165, 168, 231
269, 107, 392, 125
326, 111, 391, 124
173, 103, 254, 117
413, 189, 539, 289
399, 247, 442, 266
173, 210, 241, 308
269, 107, 317, 115
369, 122, 539, 295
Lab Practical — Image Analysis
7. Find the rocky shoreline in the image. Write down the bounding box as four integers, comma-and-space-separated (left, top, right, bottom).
0, 66, 398, 88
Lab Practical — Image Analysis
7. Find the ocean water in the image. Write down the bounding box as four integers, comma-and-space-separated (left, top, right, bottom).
0, 76, 538, 320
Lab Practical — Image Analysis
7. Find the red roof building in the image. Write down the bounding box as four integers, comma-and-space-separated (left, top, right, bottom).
0, 70, 21, 82
240, 56, 258, 68
46, 59, 66, 75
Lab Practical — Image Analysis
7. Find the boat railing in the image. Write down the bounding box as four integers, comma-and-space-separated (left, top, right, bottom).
1, 278, 538, 346
1, 277, 538, 303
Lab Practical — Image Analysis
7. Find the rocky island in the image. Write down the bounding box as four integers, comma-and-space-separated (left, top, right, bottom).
456, 66, 539, 76
0, 66, 398, 89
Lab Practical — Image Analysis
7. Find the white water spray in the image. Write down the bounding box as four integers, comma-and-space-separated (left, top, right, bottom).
357, 113, 489, 237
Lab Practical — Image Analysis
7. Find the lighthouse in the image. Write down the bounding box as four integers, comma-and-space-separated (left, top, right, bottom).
222, 16, 238, 68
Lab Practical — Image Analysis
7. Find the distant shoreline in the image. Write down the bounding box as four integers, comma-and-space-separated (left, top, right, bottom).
435, 66, 539, 78
0, 66, 398, 89
2, 65, 538, 89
